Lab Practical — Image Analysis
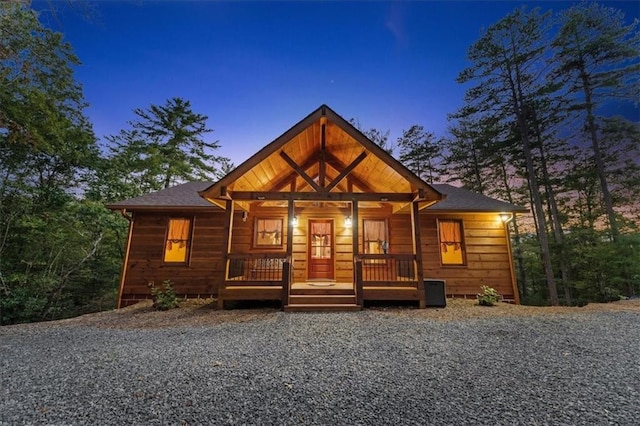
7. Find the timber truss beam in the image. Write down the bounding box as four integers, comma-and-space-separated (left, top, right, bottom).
279, 147, 368, 194
230, 191, 415, 202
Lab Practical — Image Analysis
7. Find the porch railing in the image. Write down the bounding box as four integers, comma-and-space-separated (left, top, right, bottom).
226, 254, 288, 283
357, 254, 417, 284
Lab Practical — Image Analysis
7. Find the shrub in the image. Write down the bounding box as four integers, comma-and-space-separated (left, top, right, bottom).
150, 280, 179, 311
477, 285, 501, 306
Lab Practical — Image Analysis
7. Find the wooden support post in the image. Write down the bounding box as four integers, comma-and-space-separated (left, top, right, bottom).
320, 123, 326, 188
504, 220, 521, 304
352, 200, 362, 306
283, 199, 295, 308
218, 200, 234, 310
281, 261, 291, 310
116, 210, 134, 309
411, 201, 426, 308
355, 261, 364, 307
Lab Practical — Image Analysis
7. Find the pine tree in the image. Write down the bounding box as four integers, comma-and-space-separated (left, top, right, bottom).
551, 1, 640, 240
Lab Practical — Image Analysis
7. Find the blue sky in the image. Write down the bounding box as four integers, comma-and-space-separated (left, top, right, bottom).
37, 1, 639, 166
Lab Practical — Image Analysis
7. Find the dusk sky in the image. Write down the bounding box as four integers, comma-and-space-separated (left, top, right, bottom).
37, 1, 639, 166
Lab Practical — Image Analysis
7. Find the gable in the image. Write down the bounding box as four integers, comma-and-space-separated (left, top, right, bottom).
200, 104, 443, 212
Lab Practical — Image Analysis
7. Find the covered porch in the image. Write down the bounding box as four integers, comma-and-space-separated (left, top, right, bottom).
199, 105, 443, 311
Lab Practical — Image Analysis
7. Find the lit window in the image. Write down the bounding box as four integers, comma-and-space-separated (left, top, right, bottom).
439, 219, 465, 265
363, 219, 388, 263
164, 218, 192, 263
254, 218, 283, 247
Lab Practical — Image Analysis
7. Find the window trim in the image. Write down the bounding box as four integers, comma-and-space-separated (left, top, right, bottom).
163, 216, 194, 265
437, 218, 466, 266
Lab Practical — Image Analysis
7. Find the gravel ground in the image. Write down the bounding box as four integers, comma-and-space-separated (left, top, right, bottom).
1, 305, 639, 425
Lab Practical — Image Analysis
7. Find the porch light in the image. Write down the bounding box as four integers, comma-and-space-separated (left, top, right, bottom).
345, 216, 352, 227
291, 215, 298, 227
500, 212, 514, 223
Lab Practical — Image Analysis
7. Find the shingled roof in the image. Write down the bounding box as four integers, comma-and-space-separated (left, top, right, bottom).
107, 181, 220, 211
108, 181, 526, 213
428, 184, 528, 213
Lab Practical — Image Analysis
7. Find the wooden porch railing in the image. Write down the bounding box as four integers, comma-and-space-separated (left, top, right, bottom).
226, 253, 288, 283
357, 254, 418, 284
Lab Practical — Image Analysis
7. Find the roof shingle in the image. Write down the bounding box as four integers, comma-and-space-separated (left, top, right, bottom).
108, 181, 527, 213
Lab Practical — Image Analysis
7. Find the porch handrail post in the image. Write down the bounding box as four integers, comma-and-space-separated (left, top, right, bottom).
355, 259, 364, 306
281, 261, 291, 310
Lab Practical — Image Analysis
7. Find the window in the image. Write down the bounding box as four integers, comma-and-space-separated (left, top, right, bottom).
310, 220, 332, 259
164, 218, 192, 263
363, 219, 388, 263
438, 219, 465, 265
254, 218, 283, 247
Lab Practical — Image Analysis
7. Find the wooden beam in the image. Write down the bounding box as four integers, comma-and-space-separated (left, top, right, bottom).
116, 210, 134, 309
504, 220, 521, 305
326, 151, 367, 192
231, 191, 415, 202
283, 199, 295, 308
320, 123, 326, 188
265, 152, 321, 193
219, 200, 235, 309
411, 201, 426, 309
325, 152, 375, 192
352, 199, 359, 260
280, 150, 322, 192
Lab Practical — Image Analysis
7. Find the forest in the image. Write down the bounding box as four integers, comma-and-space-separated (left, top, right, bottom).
1, 1, 638, 324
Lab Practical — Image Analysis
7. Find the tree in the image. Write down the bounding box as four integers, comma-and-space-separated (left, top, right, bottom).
349, 118, 394, 155
107, 98, 231, 191
397, 125, 442, 183
457, 7, 560, 305
551, 1, 640, 240
0, 2, 121, 324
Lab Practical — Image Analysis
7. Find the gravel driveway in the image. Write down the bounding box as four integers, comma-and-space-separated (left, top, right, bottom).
1, 309, 639, 425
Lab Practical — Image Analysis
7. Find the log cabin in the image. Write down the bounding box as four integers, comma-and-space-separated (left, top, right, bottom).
108, 105, 526, 311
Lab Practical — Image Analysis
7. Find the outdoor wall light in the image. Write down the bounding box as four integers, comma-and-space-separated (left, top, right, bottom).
291, 216, 298, 227
500, 212, 514, 223
345, 216, 352, 227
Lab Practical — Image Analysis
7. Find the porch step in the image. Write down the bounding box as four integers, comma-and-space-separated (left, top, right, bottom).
289, 294, 357, 305
290, 287, 353, 296
284, 291, 361, 312
284, 303, 362, 312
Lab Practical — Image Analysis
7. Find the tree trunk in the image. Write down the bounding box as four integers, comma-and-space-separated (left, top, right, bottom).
580, 69, 618, 241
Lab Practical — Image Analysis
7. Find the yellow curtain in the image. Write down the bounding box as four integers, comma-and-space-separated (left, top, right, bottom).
311, 222, 331, 241
364, 220, 385, 242
167, 219, 190, 249
258, 219, 282, 241
439, 221, 461, 252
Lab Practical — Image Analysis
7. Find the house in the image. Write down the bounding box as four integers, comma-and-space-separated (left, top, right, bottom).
108, 105, 526, 311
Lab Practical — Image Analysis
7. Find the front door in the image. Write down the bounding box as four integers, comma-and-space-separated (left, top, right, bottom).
308, 219, 334, 280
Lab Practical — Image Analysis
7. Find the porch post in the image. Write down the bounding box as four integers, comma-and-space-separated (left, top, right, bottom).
411, 201, 426, 308
282, 198, 295, 309
218, 200, 234, 310
352, 200, 363, 306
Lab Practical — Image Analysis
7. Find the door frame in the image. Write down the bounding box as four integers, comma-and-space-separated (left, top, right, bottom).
307, 218, 335, 281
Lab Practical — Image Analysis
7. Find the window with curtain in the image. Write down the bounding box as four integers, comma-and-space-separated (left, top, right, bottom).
164, 218, 192, 263
254, 218, 283, 247
310, 221, 332, 259
363, 219, 388, 263
438, 219, 465, 265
